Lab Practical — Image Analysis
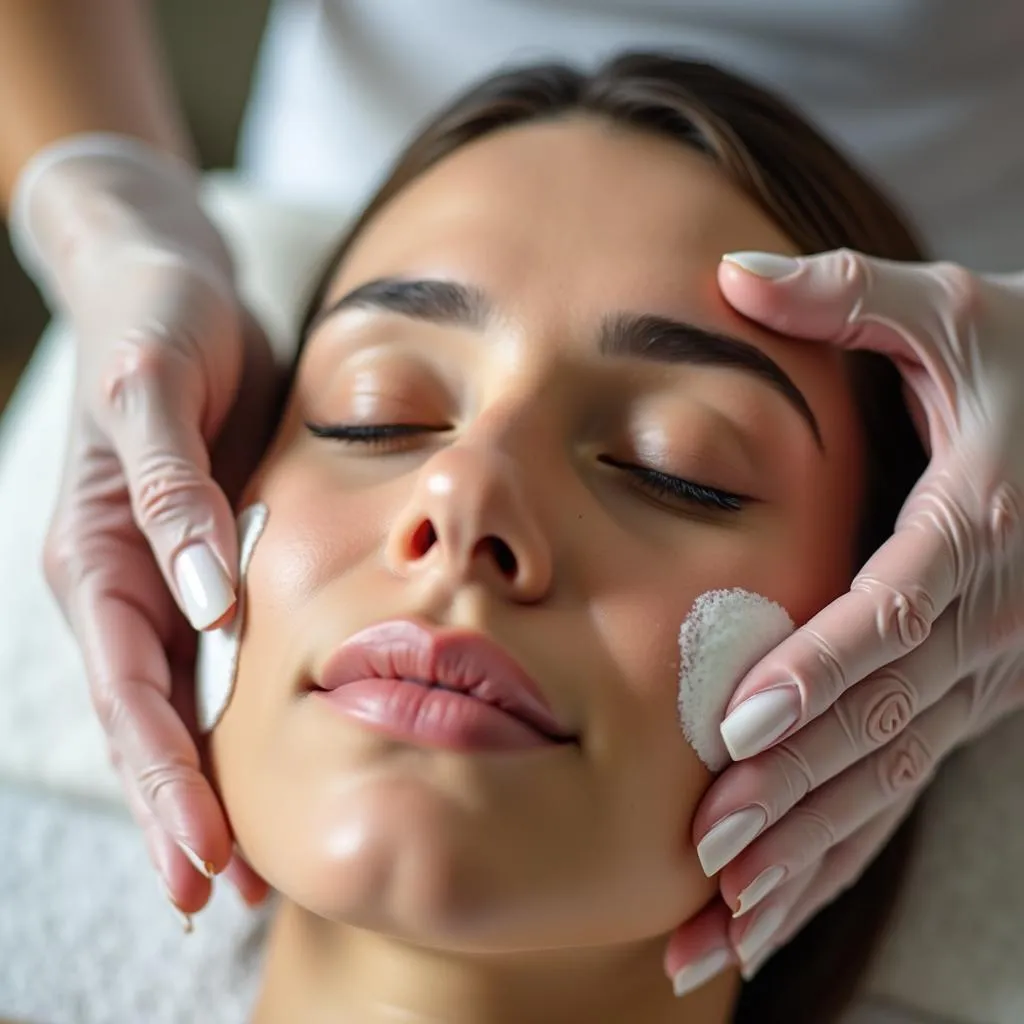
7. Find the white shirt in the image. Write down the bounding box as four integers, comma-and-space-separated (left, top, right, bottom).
237, 0, 1024, 272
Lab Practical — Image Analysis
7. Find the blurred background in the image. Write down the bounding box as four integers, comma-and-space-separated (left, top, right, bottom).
0, 0, 271, 412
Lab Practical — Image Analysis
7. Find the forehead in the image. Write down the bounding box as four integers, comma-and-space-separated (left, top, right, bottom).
328, 117, 800, 322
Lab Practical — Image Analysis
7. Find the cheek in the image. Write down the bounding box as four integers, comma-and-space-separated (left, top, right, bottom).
776, 442, 864, 620
210, 453, 398, 868
584, 581, 719, 919
243, 452, 391, 612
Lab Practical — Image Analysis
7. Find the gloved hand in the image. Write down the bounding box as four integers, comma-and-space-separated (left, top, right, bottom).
10, 134, 276, 920
666, 248, 1024, 993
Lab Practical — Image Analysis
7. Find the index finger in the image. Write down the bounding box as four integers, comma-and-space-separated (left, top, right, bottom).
719, 500, 960, 761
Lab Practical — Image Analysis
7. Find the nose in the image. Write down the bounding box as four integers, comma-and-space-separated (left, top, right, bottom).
385, 445, 553, 602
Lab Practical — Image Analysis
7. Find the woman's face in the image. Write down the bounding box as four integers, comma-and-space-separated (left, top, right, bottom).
210, 117, 864, 951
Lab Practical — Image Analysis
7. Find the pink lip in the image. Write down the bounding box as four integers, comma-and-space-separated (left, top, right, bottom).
312, 620, 576, 752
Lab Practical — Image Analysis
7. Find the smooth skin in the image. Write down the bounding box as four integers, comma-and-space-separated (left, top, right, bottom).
0, 0, 191, 202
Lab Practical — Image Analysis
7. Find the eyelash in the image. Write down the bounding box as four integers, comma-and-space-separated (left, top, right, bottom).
596, 456, 746, 512
305, 422, 748, 513
305, 421, 449, 447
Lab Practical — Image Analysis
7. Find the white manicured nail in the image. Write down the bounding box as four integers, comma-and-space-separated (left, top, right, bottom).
720, 686, 800, 761
736, 904, 787, 965
159, 879, 193, 934
734, 865, 786, 917
175, 839, 216, 879
722, 251, 801, 279
174, 543, 235, 630
672, 948, 733, 998
697, 806, 768, 877
740, 946, 772, 981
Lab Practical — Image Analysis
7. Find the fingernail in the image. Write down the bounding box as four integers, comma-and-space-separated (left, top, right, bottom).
159, 879, 194, 934
174, 542, 235, 630
175, 838, 217, 879
672, 947, 733, 998
736, 904, 787, 965
740, 946, 773, 981
734, 865, 786, 918
722, 251, 801, 280
697, 805, 768, 877
720, 685, 801, 761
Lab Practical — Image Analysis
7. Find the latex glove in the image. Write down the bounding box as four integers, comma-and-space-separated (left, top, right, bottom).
666, 249, 1024, 992
10, 134, 276, 918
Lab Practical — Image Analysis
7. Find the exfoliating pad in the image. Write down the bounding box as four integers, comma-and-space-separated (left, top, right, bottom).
678, 589, 794, 772
195, 503, 269, 733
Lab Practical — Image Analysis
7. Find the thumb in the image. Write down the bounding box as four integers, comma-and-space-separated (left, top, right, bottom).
717, 248, 939, 361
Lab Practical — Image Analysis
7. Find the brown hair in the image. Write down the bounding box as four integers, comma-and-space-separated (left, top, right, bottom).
294, 53, 927, 1023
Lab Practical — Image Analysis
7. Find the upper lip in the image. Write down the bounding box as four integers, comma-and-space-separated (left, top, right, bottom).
316, 619, 576, 742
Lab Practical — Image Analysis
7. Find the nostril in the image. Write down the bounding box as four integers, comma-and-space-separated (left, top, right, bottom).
410, 519, 438, 559
483, 535, 518, 579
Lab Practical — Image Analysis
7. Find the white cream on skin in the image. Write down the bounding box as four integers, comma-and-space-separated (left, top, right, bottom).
195, 503, 269, 733
677, 588, 794, 772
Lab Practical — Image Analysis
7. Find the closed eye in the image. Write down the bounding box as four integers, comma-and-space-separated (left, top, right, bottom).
305, 421, 451, 450
597, 455, 749, 513
307, 422, 750, 513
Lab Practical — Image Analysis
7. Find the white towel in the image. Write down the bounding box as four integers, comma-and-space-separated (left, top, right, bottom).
0, 783, 267, 1024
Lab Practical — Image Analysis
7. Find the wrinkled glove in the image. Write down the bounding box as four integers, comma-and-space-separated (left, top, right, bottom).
667, 249, 1024, 993
10, 134, 276, 918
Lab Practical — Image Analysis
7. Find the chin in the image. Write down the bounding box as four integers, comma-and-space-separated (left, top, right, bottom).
247, 769, 520, 942
242, 767, 635, 953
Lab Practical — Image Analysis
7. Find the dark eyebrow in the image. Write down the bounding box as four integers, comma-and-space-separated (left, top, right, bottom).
599, 312, 823, 450
305, 277, 490, 335
305, 278, 822, 450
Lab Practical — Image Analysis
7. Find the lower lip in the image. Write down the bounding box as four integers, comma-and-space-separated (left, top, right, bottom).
314, 678, 560, 752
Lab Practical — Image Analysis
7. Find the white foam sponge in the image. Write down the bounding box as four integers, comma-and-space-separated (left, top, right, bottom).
677, 588, 794, 772
195, 503, 269, 733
